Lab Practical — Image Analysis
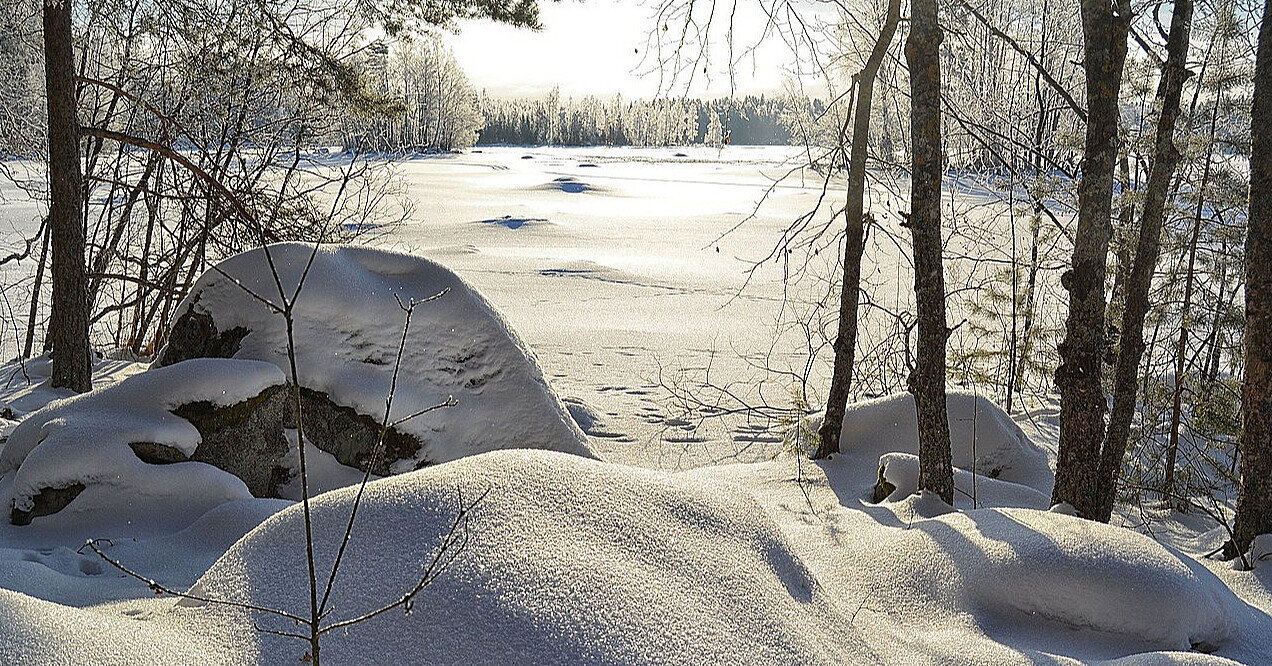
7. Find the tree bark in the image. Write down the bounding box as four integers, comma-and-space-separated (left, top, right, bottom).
1050, 0, 1130, 519
905, 0, 953, 503
43, 0, 91, 393
815, 0, 902, 458
1229, 0, 1272, 557
1095, 0, 1194, 522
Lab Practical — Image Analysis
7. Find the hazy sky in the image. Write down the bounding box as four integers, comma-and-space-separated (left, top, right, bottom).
445, 1, 804, 100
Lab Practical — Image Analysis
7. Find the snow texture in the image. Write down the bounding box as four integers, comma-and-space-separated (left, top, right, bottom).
0, 394, 1262, 664
160, 243, 593, 469
173, 448, 1262, 665
0, 359, 285, 529
191, 449, 868, 665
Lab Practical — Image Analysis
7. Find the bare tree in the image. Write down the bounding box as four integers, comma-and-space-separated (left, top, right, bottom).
1050, 0, 1130, 519
1095, 0, 1194, 522
814, 0, 902, 459
905, 0, 953, 502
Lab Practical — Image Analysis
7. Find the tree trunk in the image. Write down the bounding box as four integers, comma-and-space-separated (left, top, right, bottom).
1164, 201, 1206, 498
23, 227, 50, 360
815, 0, 902, 458
1050, 0, 1129, 519
1094, 0, 1194, 522
1230, 0, 1272, 559
905, 0, 953, 503
43, 0, 91, 393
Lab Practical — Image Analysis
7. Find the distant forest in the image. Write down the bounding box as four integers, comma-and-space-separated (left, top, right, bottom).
476, 92, 816, 146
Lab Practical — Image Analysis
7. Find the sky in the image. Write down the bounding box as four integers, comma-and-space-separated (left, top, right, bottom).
445, 0, 812, 100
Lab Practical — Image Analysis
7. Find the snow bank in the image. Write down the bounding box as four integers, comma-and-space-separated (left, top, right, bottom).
692, 458, 1254, 664
0, 359, 285, 531
158, 243, 593, 470
838, 391, 1053, 493
189, 449, 868, 665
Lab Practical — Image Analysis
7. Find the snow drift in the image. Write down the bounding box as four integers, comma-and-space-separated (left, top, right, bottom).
837, 391, 1054, 496
189, 449, 869, 665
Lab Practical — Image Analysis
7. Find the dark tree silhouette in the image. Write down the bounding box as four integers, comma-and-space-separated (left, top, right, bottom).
42, 0, 91, 392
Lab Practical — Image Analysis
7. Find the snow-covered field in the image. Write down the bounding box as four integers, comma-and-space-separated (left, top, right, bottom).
0, 146, 1268, 664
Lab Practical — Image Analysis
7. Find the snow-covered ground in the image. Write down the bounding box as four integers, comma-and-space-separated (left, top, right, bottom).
0, 146, 1268, 663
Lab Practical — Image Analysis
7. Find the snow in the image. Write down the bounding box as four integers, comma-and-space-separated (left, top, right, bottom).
156, 449, 1272, 664
163, 242, 594, 469
0, 355, 147, 419
837, 391, 1055, 494
188, 449, 868, 665
876, 451, 1051, 509
0, 359, 285, 534
0, 147, 1267, 663
685, 459, 1269, 665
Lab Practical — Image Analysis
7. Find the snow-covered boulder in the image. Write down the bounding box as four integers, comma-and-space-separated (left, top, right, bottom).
154, 243, 593, 474
187, 449, 864, 665
1, 359, 289, 526
839, 391, 1053, 494
874, 451, 1050, 509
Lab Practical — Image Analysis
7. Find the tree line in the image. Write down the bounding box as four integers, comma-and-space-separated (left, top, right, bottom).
476, 92, 804, 146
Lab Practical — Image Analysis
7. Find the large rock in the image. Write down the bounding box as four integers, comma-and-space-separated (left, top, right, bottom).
154, 243, 593, 474
1, 359, 288, 526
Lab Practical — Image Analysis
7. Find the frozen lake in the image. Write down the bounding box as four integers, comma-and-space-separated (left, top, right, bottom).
1, 145, 1060, 469
371, 145, 850, 468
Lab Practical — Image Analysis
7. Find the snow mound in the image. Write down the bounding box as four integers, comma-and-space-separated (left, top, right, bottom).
0, 588, 241, 666
0, 359, 284, 531
692, 459, 1257, 663
156, 243, 593, 470
839, 391, 1053, 493
191, 449, 867, 665
876, 451, 1050, 509
536, 176, 604, 193
871, 504, 1242, 652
